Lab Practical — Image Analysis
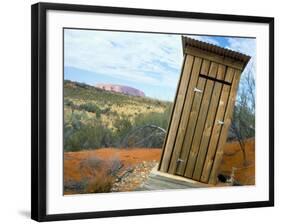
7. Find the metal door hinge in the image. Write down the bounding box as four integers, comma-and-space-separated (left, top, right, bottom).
194, 87, 203, 93
177, 158, 185, 163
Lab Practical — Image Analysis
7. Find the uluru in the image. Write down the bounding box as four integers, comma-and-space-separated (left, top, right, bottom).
96, 84, 145, 97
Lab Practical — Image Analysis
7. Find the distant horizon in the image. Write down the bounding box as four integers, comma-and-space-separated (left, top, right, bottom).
64, 29, 256, 101
64, 78, 173, 102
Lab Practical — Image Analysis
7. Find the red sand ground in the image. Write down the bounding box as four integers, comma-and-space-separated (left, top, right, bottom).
64, 139, 255, 188
218, 138, 255, 185
64, 148, 161, 183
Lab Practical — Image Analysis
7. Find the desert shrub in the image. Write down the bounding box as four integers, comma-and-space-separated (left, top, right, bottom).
134, 104, 172, 130
64, 176, 113, 194
122, 125, 166, 148
65, 124, 112, 151
75, 82, 89, 89
134, 112, 166, 129
107, 157, 123, 176
85, 174, 114, 193
64, 180, 86, 193
109, 105, 173, 148
119, 104, 173, 148
79, 157, 104, 176
64, 117, 114, 151
77, 157, 122, 193
101, 107, 111, 114
79, 156, 122, 176
79, 102, 101, 118
64, 98, 74, 107
114, 116, 132, 142
108, 110, 118, 117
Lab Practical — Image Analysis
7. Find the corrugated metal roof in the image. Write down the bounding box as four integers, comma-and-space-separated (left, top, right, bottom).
182, 36, 251, 63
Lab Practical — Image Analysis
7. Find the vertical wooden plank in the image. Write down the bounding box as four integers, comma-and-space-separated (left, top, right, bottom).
200, 67, 235, 183
158, 55, 188, 170
217, 64, 226, 80
174, 61, 210, 175
192, 65, 226, 180
208, 69, 242, 184
224, 67, 234, 83
159, 55, 194, 172
168, 57, 203, 174
184, 63, 219, 178
158, 55, 189, 171
175, 62, 218, 176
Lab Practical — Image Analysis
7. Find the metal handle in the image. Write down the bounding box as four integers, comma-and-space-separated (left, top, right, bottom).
177, 158, 185, 163
194, 87, 203, 93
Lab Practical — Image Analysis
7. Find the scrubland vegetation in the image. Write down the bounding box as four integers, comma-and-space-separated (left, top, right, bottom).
64, 80, 173, 151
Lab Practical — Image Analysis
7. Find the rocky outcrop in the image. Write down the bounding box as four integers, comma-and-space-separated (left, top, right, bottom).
96, 84, 145, 97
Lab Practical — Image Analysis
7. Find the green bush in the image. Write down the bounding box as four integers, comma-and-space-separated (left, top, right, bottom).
64, 115, 114, 151
134, 104, 172, 130
101, 107, 111, 114
79, 102, 101, 118
64, 98, 74, 107
113, 116, 132, 144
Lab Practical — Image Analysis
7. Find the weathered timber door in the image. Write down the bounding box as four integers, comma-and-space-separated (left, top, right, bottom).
159, 37, 250, 184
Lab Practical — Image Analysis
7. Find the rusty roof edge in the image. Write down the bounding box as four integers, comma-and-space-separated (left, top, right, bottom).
182, 36, 251, 65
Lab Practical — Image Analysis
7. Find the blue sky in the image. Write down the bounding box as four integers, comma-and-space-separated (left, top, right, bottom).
64, 29, 256, 101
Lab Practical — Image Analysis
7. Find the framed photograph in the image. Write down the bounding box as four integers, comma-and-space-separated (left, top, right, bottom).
31, 2, 274, 222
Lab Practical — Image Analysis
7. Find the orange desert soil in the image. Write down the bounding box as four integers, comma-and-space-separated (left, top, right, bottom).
64, 139, 255, 188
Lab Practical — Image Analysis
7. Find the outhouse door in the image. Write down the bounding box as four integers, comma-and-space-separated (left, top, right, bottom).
158, 37, 250, 185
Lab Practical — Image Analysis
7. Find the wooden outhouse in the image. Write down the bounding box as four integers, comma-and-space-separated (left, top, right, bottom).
158, 37, 250, 185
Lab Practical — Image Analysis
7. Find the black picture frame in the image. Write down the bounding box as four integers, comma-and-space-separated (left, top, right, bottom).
31, 2, 274, 222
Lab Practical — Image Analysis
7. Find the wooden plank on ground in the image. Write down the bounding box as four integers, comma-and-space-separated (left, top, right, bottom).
174, 60, 211, 175
200, 67, 235, 183
192, 65, 226, 180
168, 57, 203, 174
208, 69, 242, 184
184, 63, 219, 178
159, 55, 194, 172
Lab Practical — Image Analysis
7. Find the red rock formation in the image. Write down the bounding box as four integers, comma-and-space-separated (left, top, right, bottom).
96, 84, 145, 97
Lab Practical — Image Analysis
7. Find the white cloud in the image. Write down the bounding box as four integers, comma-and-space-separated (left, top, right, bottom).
64, 30, 256, 101
224, 37, 256, 107
226, 37, 256, 80
64, 29, 183, 88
